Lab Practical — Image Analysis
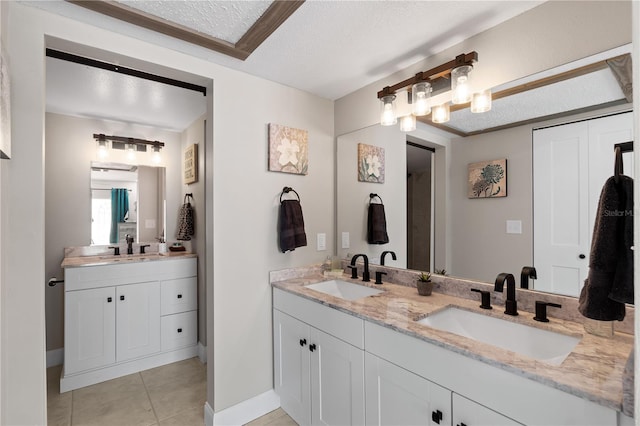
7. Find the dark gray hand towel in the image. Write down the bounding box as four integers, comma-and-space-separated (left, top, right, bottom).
578, 175, 633, 321
367, 203, 389, 244
279, 199, 307, 252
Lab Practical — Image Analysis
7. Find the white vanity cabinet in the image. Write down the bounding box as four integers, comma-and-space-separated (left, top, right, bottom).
62, 257, 198, 392
365, 353, 451, 426
452, 393, 522, 426
273, 289, 365, 426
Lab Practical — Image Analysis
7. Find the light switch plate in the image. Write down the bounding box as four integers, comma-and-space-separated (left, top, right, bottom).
341, 232, 350, 249
506, 220, 522, 234
317, 233, 326, 251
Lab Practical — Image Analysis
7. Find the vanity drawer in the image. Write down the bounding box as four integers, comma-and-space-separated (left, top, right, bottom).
161, 277, 197, 315
161, 311, 197, 351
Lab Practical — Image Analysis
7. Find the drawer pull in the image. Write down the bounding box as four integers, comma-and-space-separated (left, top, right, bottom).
177, 328, 183, 333
432, 410, 443, 424
177, 294, 183, 299
120, 295, 125, 301
107, 297, 112, 303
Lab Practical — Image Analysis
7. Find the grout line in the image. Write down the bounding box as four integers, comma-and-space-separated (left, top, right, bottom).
140, 371, 161, 424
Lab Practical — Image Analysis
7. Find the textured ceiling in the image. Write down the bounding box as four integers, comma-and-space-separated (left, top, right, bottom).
118, 0, 272, 44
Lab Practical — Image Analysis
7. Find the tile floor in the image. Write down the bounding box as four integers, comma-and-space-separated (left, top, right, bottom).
47, 357, 297, 426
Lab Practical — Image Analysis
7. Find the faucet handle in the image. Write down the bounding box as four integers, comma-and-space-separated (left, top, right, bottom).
108, 246, 120, 256
533, 301, 562, 322
347, 265, 358, 279
470, 288, 492, 310
375, 271, 387, 285
140, 244, 151, 254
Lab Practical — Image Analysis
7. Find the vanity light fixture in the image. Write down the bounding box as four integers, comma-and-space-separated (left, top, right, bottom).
377, 51, 491, 129
92, 133, 165, 163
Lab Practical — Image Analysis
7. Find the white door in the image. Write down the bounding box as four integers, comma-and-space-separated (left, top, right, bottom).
365, 352, 451, 426
452, 393, 522, 426
64, 287, 116, 374
310, 328, 365, 426
533, 112, 633, 296
116, 281, 161, 362
274, 310, 311, 426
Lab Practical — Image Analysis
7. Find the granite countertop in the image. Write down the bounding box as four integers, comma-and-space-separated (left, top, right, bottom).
271, 272, 633, 413
61, 251, 197, 268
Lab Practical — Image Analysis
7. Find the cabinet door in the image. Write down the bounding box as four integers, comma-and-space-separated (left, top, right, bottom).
365, 352, 451, 426
310, 328, 365, 426
116, 281, 161, 362
452, 393, 522, 426
65, 287, 116, 375
274, 310, 311, 426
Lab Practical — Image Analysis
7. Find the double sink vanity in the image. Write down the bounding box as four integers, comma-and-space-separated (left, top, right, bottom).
59, 246, 199, 392
271, 263, 634, 426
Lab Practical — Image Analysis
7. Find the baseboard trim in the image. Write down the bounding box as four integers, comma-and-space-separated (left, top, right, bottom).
210, 389, 280, 426
198, 341, 207, 364
47, 348, 64, 367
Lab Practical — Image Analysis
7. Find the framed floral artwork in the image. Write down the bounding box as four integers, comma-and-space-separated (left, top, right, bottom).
268, 123, 308, 175
358, 143, 385, 183
467, 158, 507, 198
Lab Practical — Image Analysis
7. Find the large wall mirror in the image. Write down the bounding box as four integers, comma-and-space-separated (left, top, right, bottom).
336, 44, 633, 299
91, 161, 166, 245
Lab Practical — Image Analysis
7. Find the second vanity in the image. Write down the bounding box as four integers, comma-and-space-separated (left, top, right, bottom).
271, 267, 634, 426
60, 251, 198, 392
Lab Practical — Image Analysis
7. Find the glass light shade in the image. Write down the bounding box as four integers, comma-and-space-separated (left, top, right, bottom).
411, 82, 431, 116
471, 89, 492, 113
127, 144, 137, 161
431, 103, 450, 124
451, 65, 473, 104
97, 140, 108, 160
380, 94, 397, 126
152, 146, 162, 164
399, 115, 416, 132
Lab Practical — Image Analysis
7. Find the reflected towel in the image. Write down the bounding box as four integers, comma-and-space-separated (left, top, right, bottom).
367, 203, 389, 244
279, 200, 307, 252
579, 175, 633, 321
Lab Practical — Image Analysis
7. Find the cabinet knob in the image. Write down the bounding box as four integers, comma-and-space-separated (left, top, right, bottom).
107, 297, 113, 303
299, 338, 307, 347
432, 410, 443, 424
120, 295, 125, 301
177, 294, 183, 299
579, 254, 586, 259
309, 343, 317, 352
177, 328, 183, 333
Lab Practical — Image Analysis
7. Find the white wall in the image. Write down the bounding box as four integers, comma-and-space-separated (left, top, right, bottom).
337, 125, 407, 267
2, 3, 334, 424
44, 112, 183, 352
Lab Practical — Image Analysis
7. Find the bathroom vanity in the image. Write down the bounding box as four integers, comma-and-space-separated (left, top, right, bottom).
60, 253, 198, 392
271, 267, 634, 426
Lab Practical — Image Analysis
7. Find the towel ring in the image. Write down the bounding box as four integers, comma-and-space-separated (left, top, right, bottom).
369, 193, 384, 205
280, 187, 300, 203
614, 147, 623, 184
184, 193, 193, 204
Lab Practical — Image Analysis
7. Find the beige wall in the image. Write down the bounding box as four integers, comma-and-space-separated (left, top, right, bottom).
44, 112, 183, 352
2, 3, 334, 423
180, 115, 207, 346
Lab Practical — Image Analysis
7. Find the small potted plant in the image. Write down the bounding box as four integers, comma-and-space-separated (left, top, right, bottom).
416, 272, 433, 296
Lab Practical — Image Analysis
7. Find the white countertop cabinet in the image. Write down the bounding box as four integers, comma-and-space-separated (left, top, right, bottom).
61, 257, 198, 392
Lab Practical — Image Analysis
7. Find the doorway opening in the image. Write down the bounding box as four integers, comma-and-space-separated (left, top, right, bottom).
406, 141, 435, 271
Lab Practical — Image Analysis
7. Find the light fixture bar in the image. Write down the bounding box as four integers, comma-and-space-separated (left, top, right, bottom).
377, 52, 478, 99
93, 134, 165, 149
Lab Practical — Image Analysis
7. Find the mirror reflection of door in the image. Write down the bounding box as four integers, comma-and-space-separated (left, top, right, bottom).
406, 141, 434, 271
533, 111, 634, 297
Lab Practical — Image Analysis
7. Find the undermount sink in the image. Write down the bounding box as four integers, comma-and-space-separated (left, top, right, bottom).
416, 307, 581, 365
306, 280, 384, 301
